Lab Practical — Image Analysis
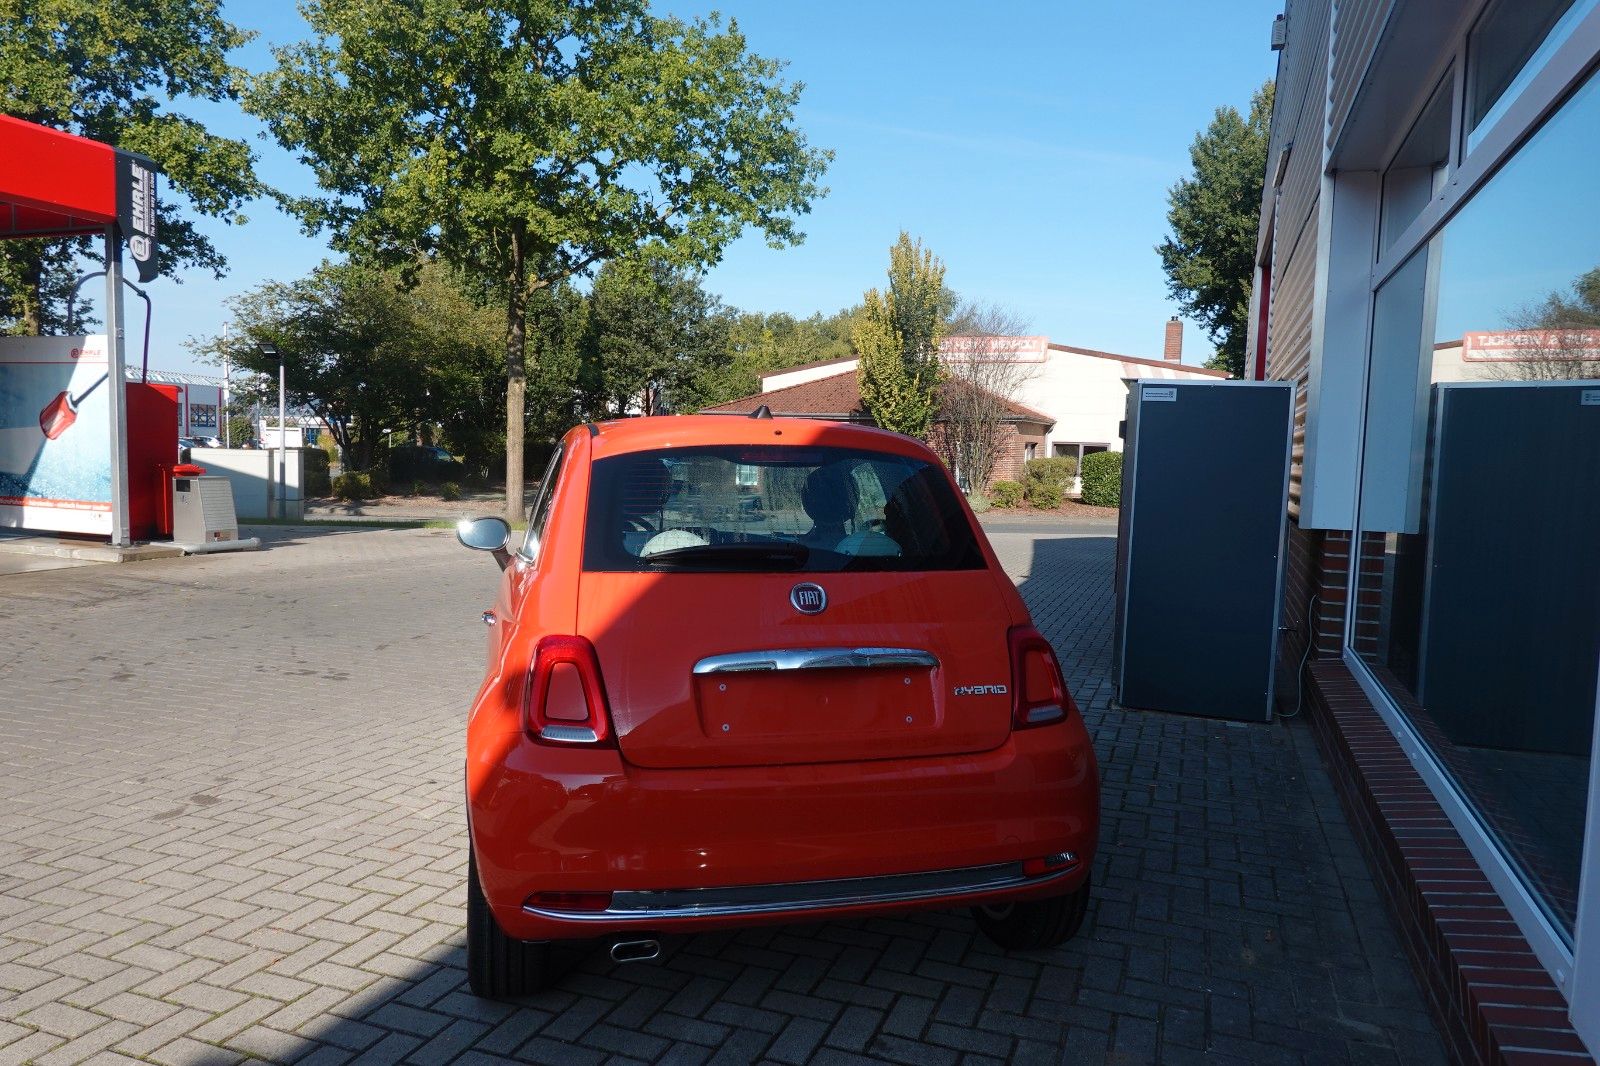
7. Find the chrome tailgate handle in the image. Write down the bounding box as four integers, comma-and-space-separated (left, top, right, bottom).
693, 647, 939, 674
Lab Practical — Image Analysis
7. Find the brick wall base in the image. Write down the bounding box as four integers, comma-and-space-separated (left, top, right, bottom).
1303, 662, 1592, 1065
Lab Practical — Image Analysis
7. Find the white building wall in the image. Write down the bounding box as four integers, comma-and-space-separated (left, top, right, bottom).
761, 360, 857, 392
760, 346, 1222, 453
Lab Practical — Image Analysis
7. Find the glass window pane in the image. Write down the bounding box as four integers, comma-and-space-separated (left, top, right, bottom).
1380, 76, 1453, 252
1355, 64, 1600, 939
583, 445, 984, 573
1466, 0, 1586, 149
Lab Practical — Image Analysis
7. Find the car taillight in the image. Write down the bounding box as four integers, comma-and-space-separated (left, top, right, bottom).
525, 890, 613, 912
1008, 625, 1075, 729
525, 635, 616, 746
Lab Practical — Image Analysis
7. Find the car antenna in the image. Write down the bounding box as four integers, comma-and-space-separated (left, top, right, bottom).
749, 404, 773, 419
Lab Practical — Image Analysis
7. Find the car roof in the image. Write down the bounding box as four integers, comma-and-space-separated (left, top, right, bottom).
579, 414, 935, 463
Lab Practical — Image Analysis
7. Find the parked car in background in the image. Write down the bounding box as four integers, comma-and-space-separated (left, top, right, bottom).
455, 414, 1101, 996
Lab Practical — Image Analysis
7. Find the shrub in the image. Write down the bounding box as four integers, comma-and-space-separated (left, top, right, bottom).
1027, 481, 1064, 510
332, 471, 372, 500
410, 480, 424, 497
388, 444, 465, 485
440, 481, 463, 501
1023, 455, 1076, 492
303, 448, 332, 496
1079, 450, 1123, 508
965, 491, 990, 514
990, 480, 1025, 508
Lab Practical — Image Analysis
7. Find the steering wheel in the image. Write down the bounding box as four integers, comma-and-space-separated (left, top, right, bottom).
621, 515, 655, 533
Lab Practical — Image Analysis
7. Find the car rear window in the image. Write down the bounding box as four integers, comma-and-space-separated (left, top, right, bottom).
583, 444, 985, 573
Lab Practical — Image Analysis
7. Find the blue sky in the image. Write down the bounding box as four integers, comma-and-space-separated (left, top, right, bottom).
154, 0, 1283, 374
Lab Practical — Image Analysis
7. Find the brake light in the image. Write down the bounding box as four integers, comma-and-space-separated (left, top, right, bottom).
525, 635, 616, 746
1008, 625, 1075, 728
525, 890, 613, 912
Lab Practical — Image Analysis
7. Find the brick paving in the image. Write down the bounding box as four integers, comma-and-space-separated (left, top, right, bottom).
0, 520, 1445, 1064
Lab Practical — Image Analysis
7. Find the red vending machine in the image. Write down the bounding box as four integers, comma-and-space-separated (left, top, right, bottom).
125, 382, 179, 540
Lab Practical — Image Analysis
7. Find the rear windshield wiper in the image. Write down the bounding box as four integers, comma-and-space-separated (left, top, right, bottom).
642, 542, 810, 570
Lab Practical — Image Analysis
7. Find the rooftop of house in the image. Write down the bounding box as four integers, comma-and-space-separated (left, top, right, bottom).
703, 368, 1057, 427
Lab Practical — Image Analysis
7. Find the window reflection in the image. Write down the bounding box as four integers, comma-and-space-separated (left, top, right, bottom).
1356, 66, 1600, 938
1466, 0, 1585, 150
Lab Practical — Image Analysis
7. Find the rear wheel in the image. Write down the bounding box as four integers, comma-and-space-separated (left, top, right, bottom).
972, 877, 1091, 951
467, 850, 550, 997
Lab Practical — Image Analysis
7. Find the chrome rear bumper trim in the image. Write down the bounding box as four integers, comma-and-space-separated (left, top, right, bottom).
522, 861, 1078, 921
692, 647, 939, 675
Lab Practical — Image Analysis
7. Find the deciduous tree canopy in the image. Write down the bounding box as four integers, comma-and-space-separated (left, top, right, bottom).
1157, 81, 1273, 378
248, 0, 830, 518
0, 0, 266, 333
855, 233, 952, 437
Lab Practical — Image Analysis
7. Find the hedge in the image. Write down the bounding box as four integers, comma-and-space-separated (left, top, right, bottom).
332, 471, 372, 501
304, 449, 332, 497
1027, 481, 1064, 509
990, 480, 1025, 508
1023, 456, 1076, 489
1079, 450, 1123, 508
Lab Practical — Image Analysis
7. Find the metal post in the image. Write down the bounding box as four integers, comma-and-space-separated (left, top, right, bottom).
221, 322, 231, 448
103, 228, 132, 547
277, 354, 287, 518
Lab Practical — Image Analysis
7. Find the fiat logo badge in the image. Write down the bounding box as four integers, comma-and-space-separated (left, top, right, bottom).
790, 582, 827, 614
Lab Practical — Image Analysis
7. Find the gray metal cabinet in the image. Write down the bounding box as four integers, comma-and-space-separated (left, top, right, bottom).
1112, 380, 1294, 721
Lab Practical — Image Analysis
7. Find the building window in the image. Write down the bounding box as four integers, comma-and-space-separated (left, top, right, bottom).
1465, 0, 1590, 151
1352, 62, 1600, 941
1379, 72, 1453, 251
1023, 442, 1037, 462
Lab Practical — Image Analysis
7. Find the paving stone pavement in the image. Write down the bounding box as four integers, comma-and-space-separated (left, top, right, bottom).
0, 520, 1446, 1065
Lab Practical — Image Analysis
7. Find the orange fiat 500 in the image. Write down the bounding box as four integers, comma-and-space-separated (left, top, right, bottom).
456, 414, 1099, 996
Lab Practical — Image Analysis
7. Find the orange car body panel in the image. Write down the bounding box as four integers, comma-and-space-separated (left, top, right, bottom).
465, 416, 1100, 942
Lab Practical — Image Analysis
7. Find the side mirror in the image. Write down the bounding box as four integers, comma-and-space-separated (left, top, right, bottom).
456, 516, 512, 570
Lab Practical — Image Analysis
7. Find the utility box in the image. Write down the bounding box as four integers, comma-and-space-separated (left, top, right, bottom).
173, 475, 240, 546
1112, 380, 1293, 721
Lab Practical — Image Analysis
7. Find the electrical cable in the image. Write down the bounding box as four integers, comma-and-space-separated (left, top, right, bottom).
1281, 592, 1319, 719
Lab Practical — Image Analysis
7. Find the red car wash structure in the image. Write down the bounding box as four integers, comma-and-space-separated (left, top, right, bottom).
0, 114, 175, 547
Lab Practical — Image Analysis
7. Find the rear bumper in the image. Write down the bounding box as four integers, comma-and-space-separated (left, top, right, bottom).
467, 720, 1099, 941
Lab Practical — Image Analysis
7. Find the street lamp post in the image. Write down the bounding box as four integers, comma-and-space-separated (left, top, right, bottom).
261, 343, 284, 519
221, 322, 231, 448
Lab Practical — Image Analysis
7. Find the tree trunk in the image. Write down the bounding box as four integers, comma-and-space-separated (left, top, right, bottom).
20, 244, 45, 336
504, 232, 528, 521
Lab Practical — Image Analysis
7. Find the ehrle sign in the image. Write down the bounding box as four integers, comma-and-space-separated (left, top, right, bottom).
1462, 329, 1600, 361
114, 152, 159, 283
939, 334, 1050, 362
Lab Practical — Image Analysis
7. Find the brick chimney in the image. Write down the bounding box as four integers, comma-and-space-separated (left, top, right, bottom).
1163, 316, 1183, 362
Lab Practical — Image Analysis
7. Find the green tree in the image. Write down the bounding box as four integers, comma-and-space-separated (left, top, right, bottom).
248, 1, 830, 519
1157, 81, 1274, 378
579, 259, 729, 417
194, 260, 503, 472
676, 307, 859, 408
0, 0, 266, 333
855, 233, 951, 437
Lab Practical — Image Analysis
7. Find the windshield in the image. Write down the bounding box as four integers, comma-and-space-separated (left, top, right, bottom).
583, 444, 984, 573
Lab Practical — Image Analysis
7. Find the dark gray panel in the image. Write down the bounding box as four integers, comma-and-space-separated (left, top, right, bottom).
1117, 382, 1292, 720
1420, 384, 1600, 756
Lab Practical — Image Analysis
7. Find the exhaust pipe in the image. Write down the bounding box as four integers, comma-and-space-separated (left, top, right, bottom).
609, 938, 661, 963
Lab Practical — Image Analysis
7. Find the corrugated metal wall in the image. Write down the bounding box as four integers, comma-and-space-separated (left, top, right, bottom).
1328, 0, 1395, 149
1259, 0, 1391, 514
1262, 0, 1330, 516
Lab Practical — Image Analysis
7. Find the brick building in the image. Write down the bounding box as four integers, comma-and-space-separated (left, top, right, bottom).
701, 370, 1054, 486
1252, 0, 1600, 1059
715, 328, 1224, 490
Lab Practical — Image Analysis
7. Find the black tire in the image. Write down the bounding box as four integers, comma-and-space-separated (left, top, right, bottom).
972, 877, 1091, 951
466, 850, 551, 997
